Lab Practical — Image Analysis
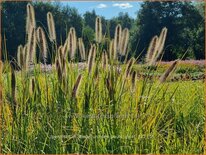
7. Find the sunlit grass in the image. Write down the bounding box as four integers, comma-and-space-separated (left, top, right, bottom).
1, 3, 204, 154
1, 62, 204, 154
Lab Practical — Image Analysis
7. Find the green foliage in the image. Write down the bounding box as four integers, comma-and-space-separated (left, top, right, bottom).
83, 10, 107, 36
82, 26, 95, 52
83, 10, 97, 30
2, 2, 28, 59
1, 1, 205, 61
131, 1, 204, 60
2, 2, 83, 58
175, 63, 204, 74
109, 12, 134, 38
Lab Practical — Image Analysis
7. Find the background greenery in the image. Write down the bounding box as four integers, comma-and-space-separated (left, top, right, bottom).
2, 1, 205, 61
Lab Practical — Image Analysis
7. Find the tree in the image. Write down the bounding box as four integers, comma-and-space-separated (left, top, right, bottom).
2, 2, 28, 59
83, 10, 97, 30
83, 10, 107, 36
195, 2, 204, 18
34, 2, 83, 45
82, 26, 95, 53
131, 1, 204, 61
2, 2, 84, 60
61, 5, 83, 38
109, 12, 134, 38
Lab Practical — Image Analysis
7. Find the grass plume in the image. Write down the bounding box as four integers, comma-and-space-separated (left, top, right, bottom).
23, 44, 28, 69
47, 12, 56, 42
26, 3, 36, 37
95, 17, 102, 43
159, 59, 179, 83
78, 38, 86, 61
87, 44, 96, 74
70, 27, 77, 60
146, 35, 159, 64
72, 74, 82, 98
101, 50, 108, 69
109, 39, 115, 60
37, 27, 47, 64
120, 28, 129, 56
17, 45, 23, 67
151, 27, 168, 65
125, 57, 135, 78
114, 24, 122, 57
55, 58, 62, 82
29, 78, 35, 96
27, 27, 36, 65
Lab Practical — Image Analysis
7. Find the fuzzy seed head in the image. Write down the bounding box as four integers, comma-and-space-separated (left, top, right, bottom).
125, 58, 135, 78
56, 46, 64, 69
101, 50, 108, 69
120, 28, 129, 56
159, 59, 178, 83
70, 27, 77, 60
78, 38, 86, 61
37, 27, 47, 63
114, 24, 122, 55
17, 45, 23, 67
68, 30, 73, 59
146, 35, 159, 64
88, 44, 96, 74
27, 27, 36, 65
149, 27, 168, 66
61, 57, 67, 78
95, 16, 102, 43
71, 27, 77, 51
26, 3, 36, 36
63, 38, 69, 59
29, 78, 35, 96
55, 58, 62, 82
23, 44, 28, 69
157, 27, 168, 55
109, 39, 115, 60
47, 12, 56, 41
58, 46, 64, 60
72, 74, 82, 98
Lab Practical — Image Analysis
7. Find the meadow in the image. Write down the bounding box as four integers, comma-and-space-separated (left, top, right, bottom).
0, 3, 205, 154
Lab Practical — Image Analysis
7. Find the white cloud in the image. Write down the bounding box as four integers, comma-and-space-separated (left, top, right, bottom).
96, 3, 108, 9
112, 3, 133, 9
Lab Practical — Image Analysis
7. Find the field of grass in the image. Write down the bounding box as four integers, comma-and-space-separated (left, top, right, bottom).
1, 61, 204, 154
0, 3, 205, 154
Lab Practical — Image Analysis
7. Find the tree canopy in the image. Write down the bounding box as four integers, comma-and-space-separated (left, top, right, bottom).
2, 1, 205, 61
131, 2, 204, 60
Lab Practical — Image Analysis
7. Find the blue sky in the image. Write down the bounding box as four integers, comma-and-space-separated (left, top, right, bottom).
60, 2, 142, 19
